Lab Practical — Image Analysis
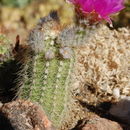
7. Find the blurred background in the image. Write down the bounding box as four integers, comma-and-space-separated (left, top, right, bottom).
0, 0, 130, 42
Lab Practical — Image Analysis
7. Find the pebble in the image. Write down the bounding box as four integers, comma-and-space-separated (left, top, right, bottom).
113, 88, 120, 99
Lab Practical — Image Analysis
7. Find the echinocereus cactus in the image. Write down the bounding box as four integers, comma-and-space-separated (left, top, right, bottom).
15, 0, 130, 129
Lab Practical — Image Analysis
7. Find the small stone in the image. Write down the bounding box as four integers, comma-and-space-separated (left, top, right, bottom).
113, 88, 120, 99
